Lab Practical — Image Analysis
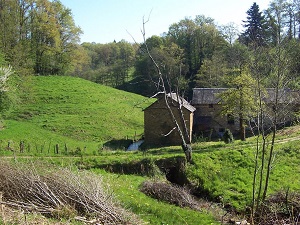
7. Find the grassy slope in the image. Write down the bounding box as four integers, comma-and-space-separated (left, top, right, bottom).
1, 75, 299, 224
1, 76, 153, 152
44, 127, 299, 222
187, 133, 300, 211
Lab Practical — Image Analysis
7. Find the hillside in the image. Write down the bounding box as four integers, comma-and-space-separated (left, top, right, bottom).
1, 76, 299, 224
1, 76, 153, 152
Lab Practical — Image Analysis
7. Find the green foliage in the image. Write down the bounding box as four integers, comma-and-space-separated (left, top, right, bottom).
195, 53, 227, 88
134, 38, 188, 96
0, 0, 82, 75
81, 41, 136, 87
240, 2, 267, 47
0, 66, 19, 118
217, 72, 258, 140
0, 51, 6, 66
223, 129, 234, 143
167, 16, 226, 76
218, 72, 257, 118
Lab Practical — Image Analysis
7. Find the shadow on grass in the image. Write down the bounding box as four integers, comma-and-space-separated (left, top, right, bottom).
102, 139, 133, 151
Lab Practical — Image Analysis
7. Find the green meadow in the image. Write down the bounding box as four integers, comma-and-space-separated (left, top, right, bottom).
1, 76, 299, 224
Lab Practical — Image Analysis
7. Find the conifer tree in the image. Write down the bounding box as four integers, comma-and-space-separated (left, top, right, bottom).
240, 2, 267, 47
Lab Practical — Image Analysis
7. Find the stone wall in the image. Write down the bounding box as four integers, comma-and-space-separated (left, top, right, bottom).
144, 98, 193, 146
193, 103, 239, 138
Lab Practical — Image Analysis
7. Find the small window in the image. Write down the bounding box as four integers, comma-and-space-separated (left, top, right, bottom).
227, 114, 235, 125
209, 104, 213, 108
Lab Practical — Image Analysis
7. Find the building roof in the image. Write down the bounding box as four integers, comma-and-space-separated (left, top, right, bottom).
192, 88, 226, 105
166, 93, 196, 112
192, 88, 300, 105
264, 88, 300, 104
145, 92, 196, 112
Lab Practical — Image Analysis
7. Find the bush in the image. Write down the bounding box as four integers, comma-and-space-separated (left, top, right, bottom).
256, 190, 300, 225
140, 180, 201, 210
0, 160, 142, 224
223, 129, 234, 144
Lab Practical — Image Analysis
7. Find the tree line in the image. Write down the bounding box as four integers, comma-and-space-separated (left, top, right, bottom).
0, 0, 84, 76
1, 0, 300, 97
79, 0, 300, 98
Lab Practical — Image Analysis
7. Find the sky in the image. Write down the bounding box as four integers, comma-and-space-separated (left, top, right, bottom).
60, 0, 271, 44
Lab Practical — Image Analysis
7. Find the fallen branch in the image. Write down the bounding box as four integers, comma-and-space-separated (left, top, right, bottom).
0, 160, 143, 224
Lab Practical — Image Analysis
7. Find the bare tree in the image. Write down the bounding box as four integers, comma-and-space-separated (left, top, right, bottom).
141, 17, 193, 162
249, 38, 299, 223
0, 66, 14, 119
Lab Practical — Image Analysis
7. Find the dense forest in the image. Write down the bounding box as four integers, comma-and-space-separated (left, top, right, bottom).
1, 0, 300, 100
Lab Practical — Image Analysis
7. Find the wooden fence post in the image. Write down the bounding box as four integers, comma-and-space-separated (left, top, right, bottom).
54, 144, 59, 154
19, 141, 24, 153
64, 143, 68, 154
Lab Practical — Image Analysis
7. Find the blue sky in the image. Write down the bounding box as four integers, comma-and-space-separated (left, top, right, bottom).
60, 0, 271, 44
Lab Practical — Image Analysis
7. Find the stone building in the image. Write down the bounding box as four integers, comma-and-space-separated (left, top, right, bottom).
192, 88, 300, 138
144, 93, 196, 146
191, 88, 239, 138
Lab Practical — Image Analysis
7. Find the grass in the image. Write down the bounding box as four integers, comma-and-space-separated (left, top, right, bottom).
1, 76, 154, 154
186, 134, 300, 211
12, 76, 153, 142
93, 169, 219, 225
0, 120, 100, 156
1, 75, 299, 224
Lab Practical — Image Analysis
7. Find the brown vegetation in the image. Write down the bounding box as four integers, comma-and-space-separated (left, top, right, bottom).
256, 191, 300, 225
140, 180, 206, 211
0, 160, 143, 225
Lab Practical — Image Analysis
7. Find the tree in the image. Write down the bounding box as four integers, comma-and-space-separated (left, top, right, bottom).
264, 0, 300, 44
51, 0, 83, 75
195, 53, 227, 88
0, 66, 14, 117
219, 22, 240, 46
217, 72, 257, 141
248, 4, 300, 221
82, 41, 136, 87
224, 42, 250, 75
134, 36, 188, 96
142, 19, 193, 162
240, 2, 267, 47
0, 0, 82, 75
167, 15, 226, 79
29, 0, 82, 75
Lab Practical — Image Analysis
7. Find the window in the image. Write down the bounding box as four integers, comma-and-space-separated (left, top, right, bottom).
227, 114, 235, 125
209, 104, 213, 108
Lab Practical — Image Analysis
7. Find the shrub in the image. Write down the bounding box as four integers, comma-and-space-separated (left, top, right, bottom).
0, 160, 142, 224
223, 129, 234, 144
140, 180, 201, 210
256, 190, 300, 225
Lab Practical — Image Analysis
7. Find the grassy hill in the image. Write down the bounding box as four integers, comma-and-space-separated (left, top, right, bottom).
0, 75, 299, 224
1, 76, 153, 153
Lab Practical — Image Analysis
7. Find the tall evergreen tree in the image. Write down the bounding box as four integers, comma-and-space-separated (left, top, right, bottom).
240, 2, 267, 47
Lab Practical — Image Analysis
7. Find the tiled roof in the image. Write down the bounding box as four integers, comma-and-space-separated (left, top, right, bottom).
166, 93, 196, 112
145, 92, 196, 112
191, 88, 227, 105
264, 88, 300, 104
192, 88, 300, 105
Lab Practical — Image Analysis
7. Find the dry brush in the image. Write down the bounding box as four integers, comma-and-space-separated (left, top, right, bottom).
0, 160, 143, 224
